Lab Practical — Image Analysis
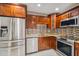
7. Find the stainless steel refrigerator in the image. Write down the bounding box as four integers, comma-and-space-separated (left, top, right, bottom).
0, 17, 25, 56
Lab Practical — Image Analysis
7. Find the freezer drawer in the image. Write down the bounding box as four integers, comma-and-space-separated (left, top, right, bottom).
0, 48, 9, 56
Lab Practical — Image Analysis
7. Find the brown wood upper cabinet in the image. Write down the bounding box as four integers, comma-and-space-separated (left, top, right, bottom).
56, 6, 79, 28
56, 16, 61, 28
61, 12, 70, 20
70, 8, 79, 17
13, 5, 26, 18
0, 4, 11, 16
58, 6, 79, 21
0, 4, 26, 18
37, 16, 49, 24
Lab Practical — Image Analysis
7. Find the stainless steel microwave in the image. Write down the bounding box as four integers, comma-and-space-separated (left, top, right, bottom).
61, 16, 79, 27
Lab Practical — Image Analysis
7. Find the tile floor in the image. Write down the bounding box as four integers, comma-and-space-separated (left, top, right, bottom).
27, 49, 60, 56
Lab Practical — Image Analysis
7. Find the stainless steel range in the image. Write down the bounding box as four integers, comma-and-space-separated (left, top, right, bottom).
56, 38, 74, 56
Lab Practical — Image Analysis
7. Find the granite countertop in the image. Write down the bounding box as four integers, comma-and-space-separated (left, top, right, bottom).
72, 38, 79, 43
26, 32, 60, 38
75, 40, 79, 43
26, 32, 79, 44
75, 41, 79, 43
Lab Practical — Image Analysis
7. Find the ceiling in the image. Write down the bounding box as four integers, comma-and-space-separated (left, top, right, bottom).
26, 3, 79, 16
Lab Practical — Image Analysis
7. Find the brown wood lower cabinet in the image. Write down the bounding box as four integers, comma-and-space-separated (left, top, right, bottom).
38, 37, 50, 51
48, 36, 56, 49
38, 36, 56, 51
74, 42, 79, 56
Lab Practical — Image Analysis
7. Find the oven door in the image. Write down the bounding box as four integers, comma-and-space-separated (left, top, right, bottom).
57, 41, 73, 56
68, 18, 77, 25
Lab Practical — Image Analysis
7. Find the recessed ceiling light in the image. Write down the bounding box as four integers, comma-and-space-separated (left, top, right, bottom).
37, 4, 41, 7
55, 8, 59, 11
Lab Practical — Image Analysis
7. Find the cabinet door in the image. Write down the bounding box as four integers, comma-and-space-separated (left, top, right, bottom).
37, 16, 44, 24
0, 4, 12, 17
0, 4, 3, 15
61, 12, 69, 20
56, 16, 61, 28
37, 16, 49, 24
70, 8, 79, 17
75, 43, 79, 56
42, 17, 49, 24
38, 36, 56, 51
13, 6, 25, 18
0, 4, 26, 17
38, 37, 46, 51
38, 37, 50, 51
0, 4, 12, 16
45, 37, 50, 49
49, 36, 56, 49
